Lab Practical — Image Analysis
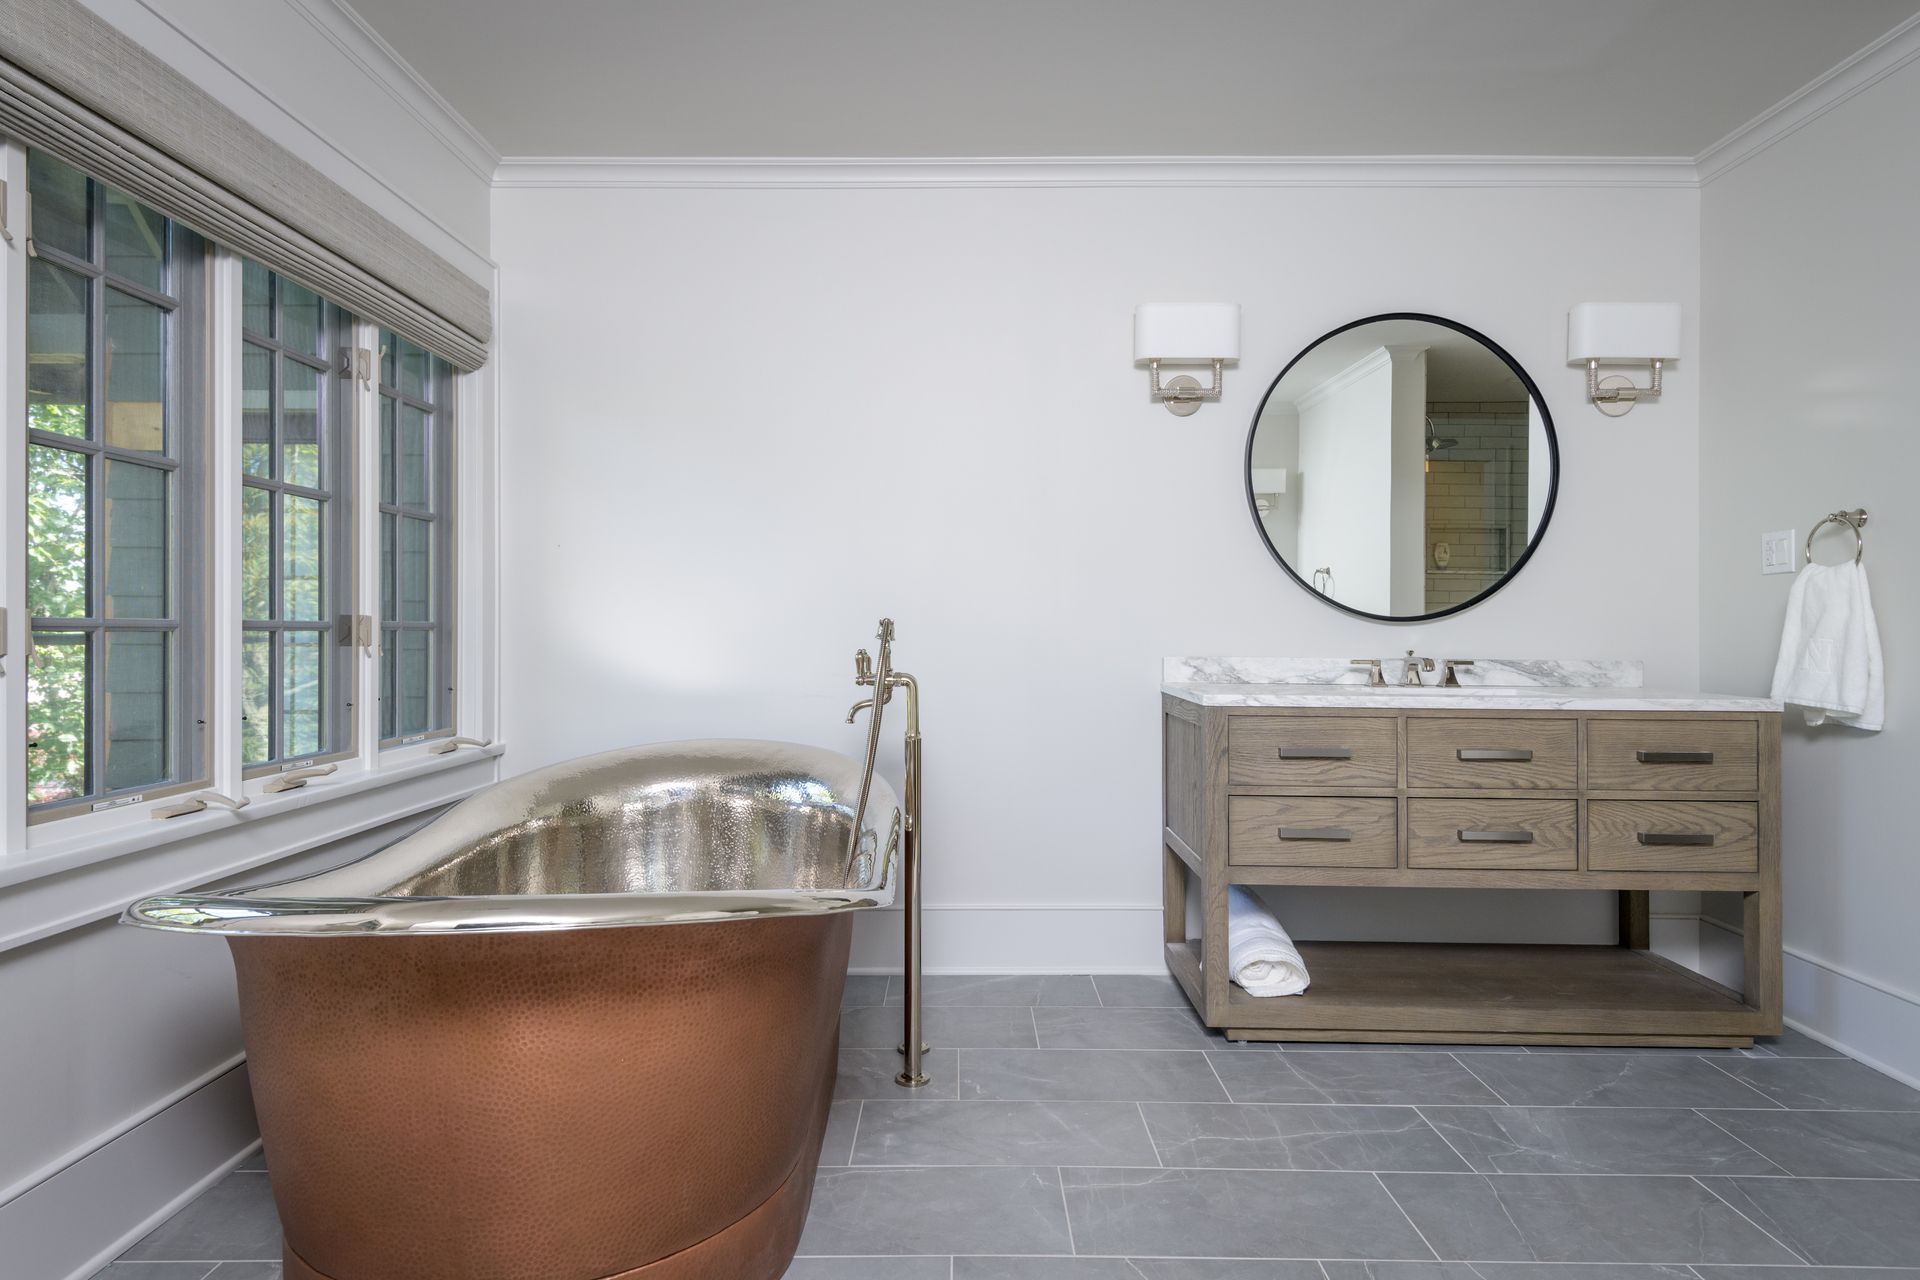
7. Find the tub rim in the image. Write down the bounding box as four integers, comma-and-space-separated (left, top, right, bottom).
120, 739, 900, 938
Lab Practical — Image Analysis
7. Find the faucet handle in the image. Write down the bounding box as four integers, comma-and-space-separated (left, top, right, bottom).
854, 648, 873, 683
1440, 658, 1474, 688
1348, 658, 1386, 688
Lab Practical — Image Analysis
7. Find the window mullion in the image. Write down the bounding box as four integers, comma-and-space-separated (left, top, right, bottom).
0, 142, 29, 847
206, 248, 245, 799
351, 319, 380, 771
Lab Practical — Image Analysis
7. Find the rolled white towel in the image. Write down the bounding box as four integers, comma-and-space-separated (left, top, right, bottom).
1227, 885, 1310, 997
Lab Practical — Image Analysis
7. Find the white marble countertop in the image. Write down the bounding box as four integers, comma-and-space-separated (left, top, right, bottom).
1162, 683, 1781, 712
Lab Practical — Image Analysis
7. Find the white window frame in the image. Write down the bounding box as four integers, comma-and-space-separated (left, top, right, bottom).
0, 138, 501, 903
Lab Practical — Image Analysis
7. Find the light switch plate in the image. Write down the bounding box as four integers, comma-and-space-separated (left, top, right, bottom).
1762, 529, 1796, 575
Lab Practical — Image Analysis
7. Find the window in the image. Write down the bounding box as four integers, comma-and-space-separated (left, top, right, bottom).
6, 139, 479, 850
241, 263, 354, 769
25, 151, 207, 815
377, 332, 455, 744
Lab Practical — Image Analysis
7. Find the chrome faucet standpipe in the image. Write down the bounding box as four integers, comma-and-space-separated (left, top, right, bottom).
845, 618, 928, 1088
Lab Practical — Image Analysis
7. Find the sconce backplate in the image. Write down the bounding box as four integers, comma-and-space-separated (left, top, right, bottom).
1594, 373, 1637, 417
1162, 374, 1203, 416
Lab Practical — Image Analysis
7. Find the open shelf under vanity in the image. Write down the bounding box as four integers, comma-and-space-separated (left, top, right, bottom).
1160, 693, 1784, 1047
1164, 938, 1759, 1046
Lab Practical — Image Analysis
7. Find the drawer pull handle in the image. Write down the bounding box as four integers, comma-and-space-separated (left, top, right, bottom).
1459, 748, 1534, 762
1279, 826, 1353, 842
1279, 746, 1353, 760
1458, 829, 1536, 844
1637, 750, 1715, 764
1638, 832, 1716, 847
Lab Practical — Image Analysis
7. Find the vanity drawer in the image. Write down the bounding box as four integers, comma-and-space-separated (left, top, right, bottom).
1407, 718, 1578, 790
1588, 801, 1759, 872
1588, 720, 1759, 792
1229, 797, 1398, 868
1229, 716, 1398, 789
1407, 799, 1578, 870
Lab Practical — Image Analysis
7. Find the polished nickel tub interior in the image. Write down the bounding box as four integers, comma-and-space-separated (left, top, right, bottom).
124, 739, 900, 935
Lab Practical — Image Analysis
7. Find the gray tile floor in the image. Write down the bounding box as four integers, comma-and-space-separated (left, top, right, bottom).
100, 973, 1920, 1279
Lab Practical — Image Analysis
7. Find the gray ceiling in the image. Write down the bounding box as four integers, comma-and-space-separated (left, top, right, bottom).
346, 0, 1920, 158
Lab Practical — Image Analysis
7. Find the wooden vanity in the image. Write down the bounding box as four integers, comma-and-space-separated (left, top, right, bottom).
1162, 683, 1783, 1045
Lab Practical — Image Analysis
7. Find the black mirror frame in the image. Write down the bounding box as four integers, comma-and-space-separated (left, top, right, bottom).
1244, 312, 1560, 624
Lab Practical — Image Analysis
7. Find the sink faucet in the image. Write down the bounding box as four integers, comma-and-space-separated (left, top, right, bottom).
1402, 650, 1435, 686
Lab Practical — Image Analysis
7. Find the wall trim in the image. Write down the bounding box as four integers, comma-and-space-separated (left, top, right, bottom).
0, 1052, 245, 1209
1698, 911, 1920, 1014
0, 1064, 259, 1280
118, 0, 496, 275
1695, 10, 1920, 183
0, 751, 497, 955
286, 0, 502, 182
491, 154, 1703, 191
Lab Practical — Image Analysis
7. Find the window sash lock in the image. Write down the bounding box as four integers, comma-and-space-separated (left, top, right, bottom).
337, 613, 374, 654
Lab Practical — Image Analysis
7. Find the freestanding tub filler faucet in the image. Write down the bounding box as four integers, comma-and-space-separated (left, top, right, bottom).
847, 618, 927, 1087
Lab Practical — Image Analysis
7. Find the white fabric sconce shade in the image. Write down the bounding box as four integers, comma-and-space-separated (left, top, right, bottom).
1567, 303, 1682, 363
1134, 303, 1242, 364
1567, 302, 1681, 417
1135, 303, 1240, 416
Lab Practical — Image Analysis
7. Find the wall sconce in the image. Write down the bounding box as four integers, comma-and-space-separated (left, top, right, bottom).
1567, 302, 1681, 417
1135, 303, 1240, 416
1251, 467, 1288, 516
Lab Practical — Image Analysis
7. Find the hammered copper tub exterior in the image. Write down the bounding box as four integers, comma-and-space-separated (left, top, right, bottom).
124, 741, 899, 1280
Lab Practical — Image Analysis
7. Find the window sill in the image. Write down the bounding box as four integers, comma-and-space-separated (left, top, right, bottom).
0, 743, 505, 952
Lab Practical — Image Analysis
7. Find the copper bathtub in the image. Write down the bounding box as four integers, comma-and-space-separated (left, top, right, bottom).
124, 740, 900, 1280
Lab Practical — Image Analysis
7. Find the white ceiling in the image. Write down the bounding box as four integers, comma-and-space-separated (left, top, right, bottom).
346, 0, 1920, 159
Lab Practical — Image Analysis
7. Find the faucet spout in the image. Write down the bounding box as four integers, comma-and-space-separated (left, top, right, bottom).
846, 696, 876, 724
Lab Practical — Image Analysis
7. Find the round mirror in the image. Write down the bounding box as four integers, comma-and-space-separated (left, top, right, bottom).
1246, 313, 1558, 622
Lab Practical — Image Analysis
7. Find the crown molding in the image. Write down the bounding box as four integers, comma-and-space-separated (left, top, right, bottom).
1696, 10, 1920, 184
491, 154, 1701, 190
284, 0, 502, 183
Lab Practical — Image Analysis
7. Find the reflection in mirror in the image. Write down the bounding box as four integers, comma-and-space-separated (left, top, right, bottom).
1247, 316, 1555, 621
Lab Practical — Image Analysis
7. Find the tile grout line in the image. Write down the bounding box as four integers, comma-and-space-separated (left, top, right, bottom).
845, 1099, 865, 1166
1697, 1054, 1794, 1110
1447, 1051, 1513, 1106
1201, 1051, 1239, 1104
1056, 1165, 1078, 1256
1372, 1169, 1443, 1263
1412, 1104, 1480, 1173
1136, 1101, 1163, 1167
1688, 1173, 1812, 1264
1688, 1106, 1794, 1176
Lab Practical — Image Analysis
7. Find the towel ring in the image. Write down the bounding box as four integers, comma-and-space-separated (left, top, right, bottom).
1805, 509, 1868, 565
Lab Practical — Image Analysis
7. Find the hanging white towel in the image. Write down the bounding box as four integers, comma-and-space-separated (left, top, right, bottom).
1226, 885, 1311, 997
1770, 560, 1884, 731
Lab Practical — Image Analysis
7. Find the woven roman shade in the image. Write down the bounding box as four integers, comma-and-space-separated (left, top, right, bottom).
0, 0, 490, 369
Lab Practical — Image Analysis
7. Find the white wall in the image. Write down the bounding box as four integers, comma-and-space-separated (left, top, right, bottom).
0, 6, 497, 1276
493, 174, 1703, 971
1699, 48, 1920, 1081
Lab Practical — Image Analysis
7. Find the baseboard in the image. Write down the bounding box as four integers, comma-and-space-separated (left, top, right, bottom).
0, 1063, 261, 1280
849, 904, 1165, 973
